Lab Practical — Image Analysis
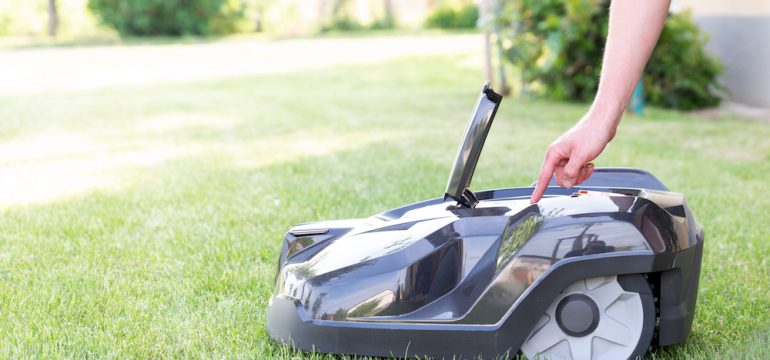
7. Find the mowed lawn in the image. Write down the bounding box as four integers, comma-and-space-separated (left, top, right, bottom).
0, 42, 768, 358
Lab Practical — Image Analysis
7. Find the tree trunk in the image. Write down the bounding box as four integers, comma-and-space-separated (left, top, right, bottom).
383, 0, 393, 18
480, 0, 494, 87
492, 0, 510, 95
48, 0, 58, 37
254, 1, 263, 32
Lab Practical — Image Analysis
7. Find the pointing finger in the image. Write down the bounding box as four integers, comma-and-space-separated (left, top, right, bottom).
531, 149, 560, 204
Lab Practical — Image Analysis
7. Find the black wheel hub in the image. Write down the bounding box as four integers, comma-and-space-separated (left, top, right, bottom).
555, 293, 600, 337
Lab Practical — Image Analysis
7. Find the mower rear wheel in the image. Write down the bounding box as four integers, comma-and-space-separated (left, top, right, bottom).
520, 274, 655, 360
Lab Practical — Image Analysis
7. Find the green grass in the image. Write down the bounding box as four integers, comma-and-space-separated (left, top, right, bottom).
0, 48, 768, 358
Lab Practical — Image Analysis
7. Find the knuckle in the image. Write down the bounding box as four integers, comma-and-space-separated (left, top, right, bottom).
545, 148, 557, 160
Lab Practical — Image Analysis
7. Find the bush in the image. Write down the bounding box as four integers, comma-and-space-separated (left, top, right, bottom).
424, 4, 479, 29
87, 0, 245, 36
320, 16, 363, 32
369, 14, 396, 31
319, 0, 362, 32
320, 0, 395, 33
645, 11, 723, 109
502, 0, 722, 110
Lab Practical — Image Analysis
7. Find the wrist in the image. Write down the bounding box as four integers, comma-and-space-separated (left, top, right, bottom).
582, 100, 623, 137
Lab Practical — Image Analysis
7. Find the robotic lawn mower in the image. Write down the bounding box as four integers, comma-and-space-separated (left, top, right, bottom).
266, 85, 704, 359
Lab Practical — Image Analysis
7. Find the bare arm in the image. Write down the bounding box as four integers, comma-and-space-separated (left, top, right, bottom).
530, 0, 671, 203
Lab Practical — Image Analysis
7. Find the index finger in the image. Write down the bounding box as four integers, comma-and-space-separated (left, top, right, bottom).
531, 151, 558, 204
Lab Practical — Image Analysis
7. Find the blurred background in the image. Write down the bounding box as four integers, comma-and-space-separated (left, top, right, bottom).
1, 0, 768, 109
0, 0, 767, 358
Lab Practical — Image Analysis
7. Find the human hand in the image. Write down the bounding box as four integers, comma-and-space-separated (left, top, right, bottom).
530, 114, 617, 203
526, 0, 667, 204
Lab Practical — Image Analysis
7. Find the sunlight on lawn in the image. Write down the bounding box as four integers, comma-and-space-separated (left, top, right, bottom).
0, 35, 481, 96
0, 132, 185, 208
0, 113, 398, 208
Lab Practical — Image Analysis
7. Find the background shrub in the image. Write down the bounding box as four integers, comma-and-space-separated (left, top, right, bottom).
645, 11, 723, 109
424, 4, 479, 30
320, 0, 395, 33
502, 0, 722, 110
87, 0, 246, 36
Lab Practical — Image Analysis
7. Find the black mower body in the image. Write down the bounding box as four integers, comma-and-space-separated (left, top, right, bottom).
265, 86, 704, 359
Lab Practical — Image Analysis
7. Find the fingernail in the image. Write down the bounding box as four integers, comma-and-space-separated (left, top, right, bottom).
563, 179, 572, 188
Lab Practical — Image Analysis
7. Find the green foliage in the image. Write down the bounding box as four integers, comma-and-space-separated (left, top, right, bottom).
369, 14, 396, 31
424, 4, 479, 29
321, 0, 361, 32
321, 16, 363, 32
0, 15, 10, 36
87, 0, 246, 36
646, 11, 724, 110
320, 0, 395, 33
502, 0, 606, 101
502, 0, 723, 110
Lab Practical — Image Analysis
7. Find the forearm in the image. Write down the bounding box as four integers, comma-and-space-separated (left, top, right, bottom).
587, 0, 670, 131
531, 1, 672, 202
